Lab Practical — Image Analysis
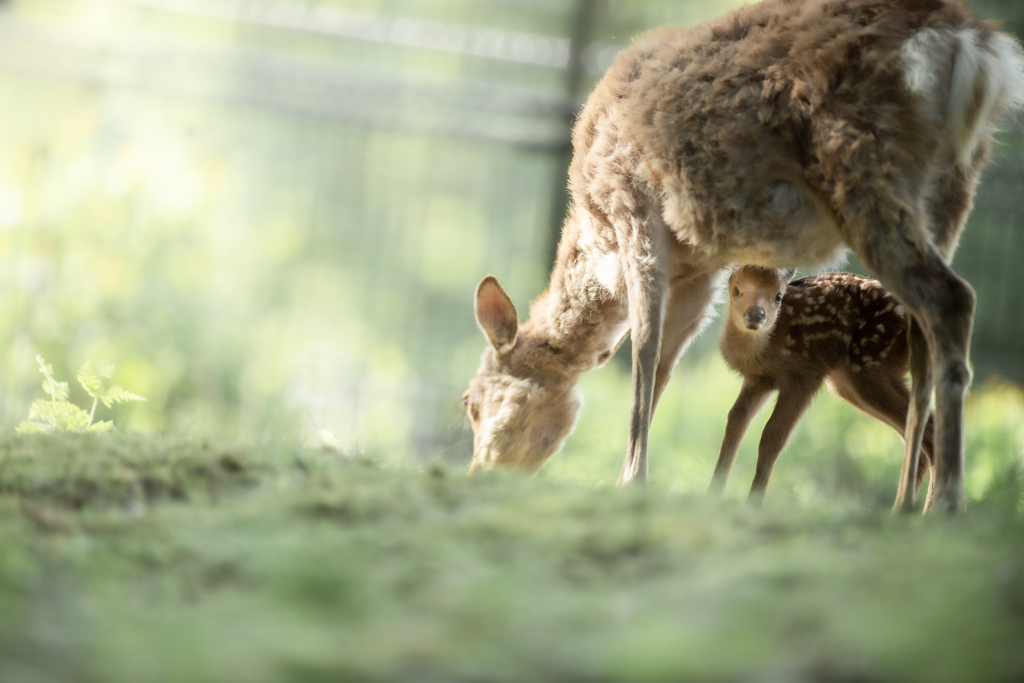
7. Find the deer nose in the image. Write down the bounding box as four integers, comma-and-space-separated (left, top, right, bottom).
744, 306, 766, 328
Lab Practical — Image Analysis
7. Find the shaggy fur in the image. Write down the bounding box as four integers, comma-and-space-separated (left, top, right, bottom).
465, 0, 1024, 511
712, 266, 936, 509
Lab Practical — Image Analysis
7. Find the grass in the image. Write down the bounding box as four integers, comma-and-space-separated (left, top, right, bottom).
1, 393, 1024, 683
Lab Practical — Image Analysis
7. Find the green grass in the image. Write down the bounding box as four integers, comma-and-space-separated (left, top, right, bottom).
2, 395, 1024, 683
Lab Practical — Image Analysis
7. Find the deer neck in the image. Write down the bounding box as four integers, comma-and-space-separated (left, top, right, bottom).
522, 227, 629, 376
720, 320, 773, 375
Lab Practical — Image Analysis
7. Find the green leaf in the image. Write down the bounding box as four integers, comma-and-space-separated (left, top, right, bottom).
25, 398, 58, 431
26, 397, 90, 432
16, 420, 52, 434
36, 355, 69, 403
99, 385, 147, 409
76, 360, 146, 408
77, 359, 115, 400
22, 356, 145, 434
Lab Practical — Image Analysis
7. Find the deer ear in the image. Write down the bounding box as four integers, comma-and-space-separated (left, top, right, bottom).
475, 275, 518, 354
781, 268, 797, 282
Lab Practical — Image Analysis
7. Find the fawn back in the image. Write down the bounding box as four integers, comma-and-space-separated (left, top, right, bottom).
713, 266, 935, 506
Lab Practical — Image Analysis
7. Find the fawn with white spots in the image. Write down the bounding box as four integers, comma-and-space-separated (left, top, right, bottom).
463, 0, 1024, 512
711, 266, 936, 508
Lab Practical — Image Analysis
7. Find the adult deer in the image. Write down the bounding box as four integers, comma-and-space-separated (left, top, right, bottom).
463, 0, 1024, 512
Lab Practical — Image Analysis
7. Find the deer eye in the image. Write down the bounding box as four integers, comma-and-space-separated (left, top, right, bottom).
775, 293, 783, 304
732, 287, 740, 297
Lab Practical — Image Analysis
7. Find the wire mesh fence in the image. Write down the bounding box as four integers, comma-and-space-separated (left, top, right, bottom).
0, 0, 1021, 462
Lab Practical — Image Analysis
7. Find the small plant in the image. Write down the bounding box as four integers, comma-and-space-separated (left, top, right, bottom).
17, 355, 146, 434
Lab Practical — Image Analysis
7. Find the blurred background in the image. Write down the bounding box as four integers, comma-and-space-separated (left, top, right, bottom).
1, 0, 1022, 485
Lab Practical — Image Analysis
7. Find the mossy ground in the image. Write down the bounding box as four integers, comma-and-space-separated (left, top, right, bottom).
1, 426, 1023, 683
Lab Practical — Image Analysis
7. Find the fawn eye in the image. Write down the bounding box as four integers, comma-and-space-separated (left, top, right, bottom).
732, 287, 739, 297
775, 293, 783, 304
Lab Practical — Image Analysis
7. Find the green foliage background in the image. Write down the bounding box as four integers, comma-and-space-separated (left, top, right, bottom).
0, 0, 1021, 479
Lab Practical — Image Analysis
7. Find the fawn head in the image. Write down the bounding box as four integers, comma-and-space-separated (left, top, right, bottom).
463, 276, 582, 474
727, 266, 795, 333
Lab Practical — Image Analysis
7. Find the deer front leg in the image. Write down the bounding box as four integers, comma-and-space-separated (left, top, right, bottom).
748, 378, 821, 506
895, 315, 934, 513
617, 224, 672, 486
710, 380, 771, 493
651, 268, 722, 414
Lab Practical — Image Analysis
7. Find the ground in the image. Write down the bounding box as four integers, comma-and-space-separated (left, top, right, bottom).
1, 424, 1023, 683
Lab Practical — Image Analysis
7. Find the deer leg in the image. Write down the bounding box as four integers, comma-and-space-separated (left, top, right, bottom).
925, 280, 974, 514
617, 222, 672, 485
926, 149, 986, 264
904, 160, 981, 513
748, 378, 821, 506
854, 222, 974, 513
895, 316, 935, 512
710, 380, 771, 493
922, 458, 937, 513
652, 268, 722, 413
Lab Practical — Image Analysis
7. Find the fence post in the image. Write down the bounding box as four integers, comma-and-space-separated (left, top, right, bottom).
546, 0, 598, 272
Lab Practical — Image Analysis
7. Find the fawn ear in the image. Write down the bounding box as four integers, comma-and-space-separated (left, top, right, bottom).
780, 268, 797, 282
475, 275, 518, 354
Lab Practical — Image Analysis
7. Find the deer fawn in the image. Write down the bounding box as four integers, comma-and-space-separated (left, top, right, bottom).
464, 0, 1024, 512
711, 266, 936, 508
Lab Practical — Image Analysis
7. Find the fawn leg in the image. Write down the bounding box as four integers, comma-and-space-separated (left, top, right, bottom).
748, 378, 822, 505
922, 461, 937, 513
710, 380, 771, 493
895, 316, 935, 512
831, 371, 934, 510
617, 221, 672, 485
652, 268, 722, 413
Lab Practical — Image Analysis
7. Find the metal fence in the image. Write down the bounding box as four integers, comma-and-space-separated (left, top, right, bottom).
0, 0, 1021, 461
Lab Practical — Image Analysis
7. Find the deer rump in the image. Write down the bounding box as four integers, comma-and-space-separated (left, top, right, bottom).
466, 0, 1024, 511
575, 0, 1022, 267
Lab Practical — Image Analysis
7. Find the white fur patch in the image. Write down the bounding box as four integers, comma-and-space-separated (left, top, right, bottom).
902, 27, 1024, 165
593, 251, 622, 295
901, 28, 952, 121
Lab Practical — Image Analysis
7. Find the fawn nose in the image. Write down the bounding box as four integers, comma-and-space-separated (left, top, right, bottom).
744, 306, 766, 329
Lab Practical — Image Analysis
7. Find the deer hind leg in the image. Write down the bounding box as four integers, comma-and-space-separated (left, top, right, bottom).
904, 159, 982, 513
617, 218, 673, 485
926, 148, 987, 263
830, 369, 933, 510
748, 377, 822, 506
851, 211, 974, 513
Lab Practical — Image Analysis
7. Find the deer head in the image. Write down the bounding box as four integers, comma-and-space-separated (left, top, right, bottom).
726, 266, 795, 334
463, 276, 583, 474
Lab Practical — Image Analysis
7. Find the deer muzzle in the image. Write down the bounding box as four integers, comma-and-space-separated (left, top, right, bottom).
744, 306, 766, 330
